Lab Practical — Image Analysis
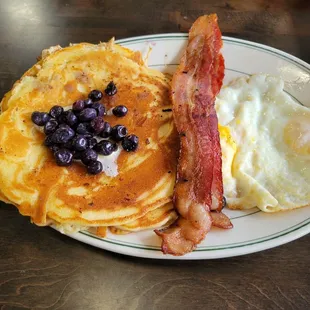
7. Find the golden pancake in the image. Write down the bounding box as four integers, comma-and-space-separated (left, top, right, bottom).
0, 39, 178, 229
114, 202, 177, 232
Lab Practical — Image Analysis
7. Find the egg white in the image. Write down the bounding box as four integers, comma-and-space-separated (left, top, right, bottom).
216, 74, 310, 212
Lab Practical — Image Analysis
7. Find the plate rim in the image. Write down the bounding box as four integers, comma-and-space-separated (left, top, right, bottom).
58, 219, 310, 260
58, 34, 310, 260
116, 33, 310, 71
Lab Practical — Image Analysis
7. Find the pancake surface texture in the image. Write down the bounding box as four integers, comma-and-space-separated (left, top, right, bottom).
114, 202, 178, 232
0, 40, 178, 230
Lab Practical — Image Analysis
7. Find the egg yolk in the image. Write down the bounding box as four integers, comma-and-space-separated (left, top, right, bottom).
284, 118, 310, 155
218, 124, 237, 151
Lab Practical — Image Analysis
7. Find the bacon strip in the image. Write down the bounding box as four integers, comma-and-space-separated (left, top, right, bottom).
155, 14, 232, 256
210, 212, 233, 229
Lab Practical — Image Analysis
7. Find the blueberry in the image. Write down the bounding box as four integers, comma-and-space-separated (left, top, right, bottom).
57, 112, 68, 124
90, 116, 105, 134
84, 98, 93, 107
42, 113, 52, 124
81, 149, 98, 165
105, 81, 117, 96
44, 134, 54, 147
222, 196, 227, 209
122, 134, 139, 152
112, 105, 128, 117
82, 133, 94, 139
73, 135, 88, 151
91, 102, 105, 116
50, 145, 60, 153
88, 137, 98, 149
73, 151, 82, 160
94, 140, 115, 156
51, 126, 75, 144
31, 111, 50, 126
72, 100, 85, 112
73, 109, 81, 117
110, 125, 127, 141
87, 160, 103, 175
100, 122, 112, 138
62, 139, 74, 150
66, 110, 78, 127
88, 90, 103, 101
111, 142, 118, 152
58, 123, 71, 129
76, 122, 92, 135
54, 149, 73, 166
49, 105, 64, 119
44, 119, 58, 135
79, 108, 97, 122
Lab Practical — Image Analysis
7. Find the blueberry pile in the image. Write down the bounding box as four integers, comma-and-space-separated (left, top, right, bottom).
31, 83, 139, 175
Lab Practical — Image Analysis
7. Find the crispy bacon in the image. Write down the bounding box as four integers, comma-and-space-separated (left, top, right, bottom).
210, 212, 233, 229
155, 14, 232, 256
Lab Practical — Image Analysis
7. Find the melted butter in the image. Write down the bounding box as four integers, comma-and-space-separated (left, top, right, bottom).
98, 147, 121, 177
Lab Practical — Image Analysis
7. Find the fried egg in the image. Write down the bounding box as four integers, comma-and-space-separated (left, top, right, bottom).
216, 74, 310, 212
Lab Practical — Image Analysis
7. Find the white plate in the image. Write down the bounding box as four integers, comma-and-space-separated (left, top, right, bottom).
56, 34, 310, 259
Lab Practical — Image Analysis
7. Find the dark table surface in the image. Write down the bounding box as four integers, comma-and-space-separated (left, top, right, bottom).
1, 1, 310, 309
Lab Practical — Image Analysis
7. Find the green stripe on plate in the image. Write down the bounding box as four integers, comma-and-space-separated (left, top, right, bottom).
116, 34, 310, 73
148, 64, 305, 107
79, 217, 310, 252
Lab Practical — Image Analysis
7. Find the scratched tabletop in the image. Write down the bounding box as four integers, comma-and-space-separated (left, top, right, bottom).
0, 1, 310, 309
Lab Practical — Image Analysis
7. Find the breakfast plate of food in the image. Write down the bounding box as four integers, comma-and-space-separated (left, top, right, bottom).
0, 14, 309, 259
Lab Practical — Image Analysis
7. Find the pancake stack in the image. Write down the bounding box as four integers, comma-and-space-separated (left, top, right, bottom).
0, 39, 178, 235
